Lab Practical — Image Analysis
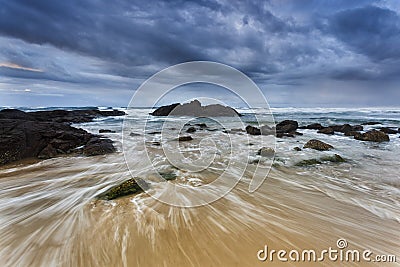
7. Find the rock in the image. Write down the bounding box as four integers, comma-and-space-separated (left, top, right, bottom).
195, 123, 207, 128
317, 127, 334, 135
150, 100, 241, 117
361, 122, 382, 125
354, 130, 389, 142
303, 139, 334, 151
379, 127, 398, 134
159, 171, 177, 181
245, 125, 261, 135
96, 178, 148, 200
257, 147, 275, 157
260, 125, 275, 135
320, 154, 346, 163
276, 132, 295, 138
186, 127, 196, 133
149, 103, 180, 116
295, 159, 322, 166
99, 129, 116, 133
129, 132, 141, 137
344, 131, 361, 137
38, 144, 58, 159
83, 138, 115, 156
352, 125, 363, 131
293, 147, 302, 151
276, 120, 298, 133
175, 136, 193, 142
300, 123, 323, 130
295, 154, 345, 166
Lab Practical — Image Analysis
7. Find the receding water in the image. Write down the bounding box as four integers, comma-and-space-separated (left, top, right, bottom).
0, 108, 399, 266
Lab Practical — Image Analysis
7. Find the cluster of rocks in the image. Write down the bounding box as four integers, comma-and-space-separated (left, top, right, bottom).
246, 120, 302, 137
0, 109, 125, 165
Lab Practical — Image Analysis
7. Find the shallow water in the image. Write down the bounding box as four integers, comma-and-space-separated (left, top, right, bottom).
0, 108, 399, 266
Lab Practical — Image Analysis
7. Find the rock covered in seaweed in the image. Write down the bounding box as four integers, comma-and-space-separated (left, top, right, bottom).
303, 139, 334, 151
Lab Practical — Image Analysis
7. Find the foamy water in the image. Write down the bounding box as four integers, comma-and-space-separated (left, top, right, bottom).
0, 108, 399, 266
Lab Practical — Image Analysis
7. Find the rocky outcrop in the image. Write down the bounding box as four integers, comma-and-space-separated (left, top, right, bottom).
150, 100, 241, 117
361, 122, 381, 125
295, 154, 345, 166
354, 130, 389, 142
99, 129, 116, 133
303, 139, 334, 151
299, 123, 323, 130
0, 109, 124, 165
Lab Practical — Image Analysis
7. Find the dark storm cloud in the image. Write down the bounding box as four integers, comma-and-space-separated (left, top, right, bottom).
328, 5, 400, 61
0, 0, 400, 106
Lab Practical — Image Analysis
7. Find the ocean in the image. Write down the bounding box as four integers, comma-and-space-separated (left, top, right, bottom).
0, 107, 399, 266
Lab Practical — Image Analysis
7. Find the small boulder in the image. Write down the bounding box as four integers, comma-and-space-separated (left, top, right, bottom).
276, 120, 298, 133
293, 147, 302, 151
354, 130, 389, 142
175, 136, 193, 142
186, 127, 196, 133
246, 125, 261, 135
379, 127, 397, 134
257, 147, 275, 157
317, 127, 334, 135
96, 178, 148, 200
301, 123, 323, 130
321, 154, 346, 163
304, 139, 334, 151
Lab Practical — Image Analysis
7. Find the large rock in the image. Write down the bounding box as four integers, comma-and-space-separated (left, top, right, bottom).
150, 100, 241, 117
354, 130, 389, 142
276, 120, 298, 133
379, 127, 398, 134
0, 109, 123, 165
303, 139, 334, 151
299, 123, 323, 130
257, 147, 275, 157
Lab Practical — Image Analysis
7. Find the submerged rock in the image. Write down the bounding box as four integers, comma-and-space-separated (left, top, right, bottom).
317, 127, 334, 135
354, 130, 389, 142
159, 171, 177, 181
175, 136, 193, 142
320, 154, 346, 163
293, 147, 302, 151
299, 123, 323, 130
96, 178, 148, 200
99, 129, 116, 133
257, 147, 275, 157
361, 121, 382, 125
245, 125, 261, 135
295, 154, 346, 166
186, 127, 196, 133
150, 100, 241, 117
303, 139, 334, 151
379, 127, 398, 134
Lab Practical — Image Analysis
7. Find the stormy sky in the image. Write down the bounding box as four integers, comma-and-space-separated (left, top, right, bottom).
0, 0, 399, 107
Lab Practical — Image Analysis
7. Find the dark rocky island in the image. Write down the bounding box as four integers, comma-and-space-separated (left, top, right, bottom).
0, 108, 125, 165
150, 99, 241, 117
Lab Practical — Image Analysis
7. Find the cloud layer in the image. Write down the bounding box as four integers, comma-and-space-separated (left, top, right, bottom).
0, 0, 399, 107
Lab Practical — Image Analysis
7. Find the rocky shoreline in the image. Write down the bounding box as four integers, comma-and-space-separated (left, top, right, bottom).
0, 108, 125, 166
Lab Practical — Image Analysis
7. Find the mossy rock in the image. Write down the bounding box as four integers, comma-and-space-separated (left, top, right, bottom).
159, 171, 177, 181
321, 154, 346, 163
96, 178, 148, 200
295, 159, 322, 166
295, 154, 346, 167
